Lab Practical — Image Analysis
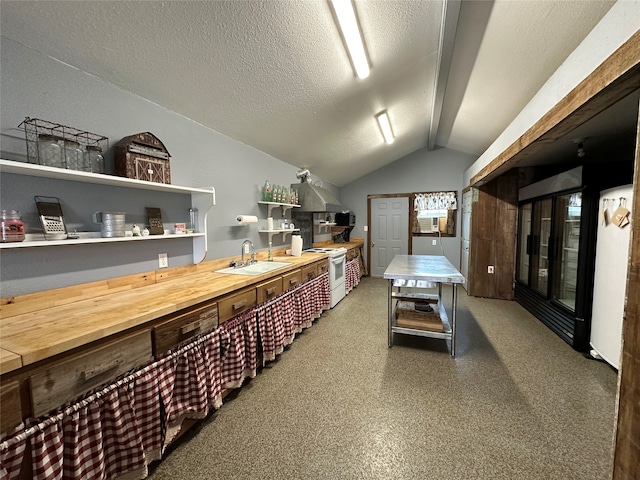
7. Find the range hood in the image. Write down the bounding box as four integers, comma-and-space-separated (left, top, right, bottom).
291, 169, 343, 212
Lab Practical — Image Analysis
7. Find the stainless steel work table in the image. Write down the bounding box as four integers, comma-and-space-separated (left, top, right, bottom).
384, 255, 466, 356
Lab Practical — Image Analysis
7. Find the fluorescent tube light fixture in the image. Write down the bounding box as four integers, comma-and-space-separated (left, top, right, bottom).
331, 0, 370, 79
376, 110, 394, 144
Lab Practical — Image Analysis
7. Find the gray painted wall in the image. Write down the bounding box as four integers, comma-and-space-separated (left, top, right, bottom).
0, 39, 339, 296
1, 38, 473, 296
340, 147, 476, 271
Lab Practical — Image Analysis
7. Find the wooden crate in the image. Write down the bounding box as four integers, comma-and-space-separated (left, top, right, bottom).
396, 301, 443, 332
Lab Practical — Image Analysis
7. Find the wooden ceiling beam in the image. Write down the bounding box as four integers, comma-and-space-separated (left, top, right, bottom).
471, 29, 640, 186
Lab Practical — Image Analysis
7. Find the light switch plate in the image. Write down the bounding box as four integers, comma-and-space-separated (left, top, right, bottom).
159, 253, 168, 269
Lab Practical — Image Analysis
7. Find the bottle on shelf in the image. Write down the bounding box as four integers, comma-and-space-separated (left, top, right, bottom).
262, 180, 271, 202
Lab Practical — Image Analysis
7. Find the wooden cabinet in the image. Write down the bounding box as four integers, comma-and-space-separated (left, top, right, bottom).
29, 330, 152, 417
218, 287, 257, 324
0, 381, 22, 436
282, 269, 302, 290
256, 277, 283, 304
153, 300, 218, 356
301, 263, 318, 282
317, 259, 329, 275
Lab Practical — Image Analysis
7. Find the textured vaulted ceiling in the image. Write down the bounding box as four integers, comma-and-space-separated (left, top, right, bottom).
0, 1, 616, 187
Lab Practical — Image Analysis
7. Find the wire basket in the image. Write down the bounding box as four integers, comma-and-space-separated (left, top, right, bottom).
19, 117, 108, 168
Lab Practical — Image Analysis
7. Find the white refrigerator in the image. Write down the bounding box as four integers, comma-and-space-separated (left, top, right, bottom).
590, 185, 633, 369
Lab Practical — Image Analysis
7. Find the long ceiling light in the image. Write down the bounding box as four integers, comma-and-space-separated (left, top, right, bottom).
375, 110, 394, 144
331, 0, 370, 79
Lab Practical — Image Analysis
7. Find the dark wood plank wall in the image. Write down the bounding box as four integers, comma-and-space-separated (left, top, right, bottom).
468, 170, 518, 299
612, 102, 640, 480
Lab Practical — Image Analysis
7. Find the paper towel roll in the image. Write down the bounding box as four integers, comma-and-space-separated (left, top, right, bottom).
236, 215, 258, 224
291, 235, 303, 257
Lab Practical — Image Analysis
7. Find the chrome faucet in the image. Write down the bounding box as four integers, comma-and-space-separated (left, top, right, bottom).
240, 239, 256, 266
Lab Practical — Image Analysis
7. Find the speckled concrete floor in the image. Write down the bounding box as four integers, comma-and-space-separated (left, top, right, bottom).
148, 277, 618, 480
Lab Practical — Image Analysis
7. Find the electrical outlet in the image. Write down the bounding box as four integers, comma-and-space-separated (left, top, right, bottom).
158, 253, 168, 269
364, 225, 368, 232
244, 243, 250, 254
488, 265, 494, 274
432, 239, 437, 246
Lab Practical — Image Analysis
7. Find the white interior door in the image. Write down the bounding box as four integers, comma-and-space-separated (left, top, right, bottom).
370, 197, 409, 277
461, 190, 472, 289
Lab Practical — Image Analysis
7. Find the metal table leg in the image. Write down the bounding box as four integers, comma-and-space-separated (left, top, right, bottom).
451, 284, 457, 357
388, 279, 393, 347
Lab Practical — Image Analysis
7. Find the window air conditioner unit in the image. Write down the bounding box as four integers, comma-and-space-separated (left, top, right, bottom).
418, 216, 440, 233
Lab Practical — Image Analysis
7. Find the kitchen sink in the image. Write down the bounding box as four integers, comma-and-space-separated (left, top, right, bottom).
215, 261, 292, 276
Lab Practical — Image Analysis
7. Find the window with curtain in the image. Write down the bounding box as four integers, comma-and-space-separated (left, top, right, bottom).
412, 191, 457, 236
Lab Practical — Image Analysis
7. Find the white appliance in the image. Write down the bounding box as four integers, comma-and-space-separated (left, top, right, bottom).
304, 247, 347, 308
590, 185, 633, 369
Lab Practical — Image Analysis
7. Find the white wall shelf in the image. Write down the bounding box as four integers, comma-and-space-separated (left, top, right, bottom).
258, 228, 300, 242
0, 159, 215, 263
0, 232, 205, 249
316, 222, 336, 233
258, 200, 300, 217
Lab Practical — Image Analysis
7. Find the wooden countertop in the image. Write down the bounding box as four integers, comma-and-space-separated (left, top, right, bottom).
313, 239, 364, 249
0, 252, 328, 371
0, 348, 22, 375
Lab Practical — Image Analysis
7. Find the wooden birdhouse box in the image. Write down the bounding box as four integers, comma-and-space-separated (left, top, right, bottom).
114, 132, 171, 184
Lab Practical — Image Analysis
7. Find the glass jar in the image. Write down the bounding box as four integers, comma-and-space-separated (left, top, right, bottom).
38, 134, 64, 168
188, 207, 198, 233
84, 145, 104, 173
64, 140, 83, 171
1, 210, 26, 242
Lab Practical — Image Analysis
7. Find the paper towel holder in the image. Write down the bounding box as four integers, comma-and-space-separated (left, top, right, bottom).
236, 215, 258, 225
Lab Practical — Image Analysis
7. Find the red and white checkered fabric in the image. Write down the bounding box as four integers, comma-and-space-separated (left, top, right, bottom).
155, 328, 224, 447
30, 420, 64, 480
256, 301, 284, 362
313, 272, 331, 310
220, 309, 258, 389
0, 324, 229, 480
277, 293, 297, 344
165, 346, 209, 444
131, 366, 163, 464
293, 283, 314, 331
0, 426, 26, 480
311, 272, 331, 315
70, 388, 145, 479
200, 330, 223, 410
346, 258, 360, 293
25, 381, 147, 480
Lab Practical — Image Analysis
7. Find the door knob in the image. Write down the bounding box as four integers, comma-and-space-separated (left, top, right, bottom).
371, 242, 375, 247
